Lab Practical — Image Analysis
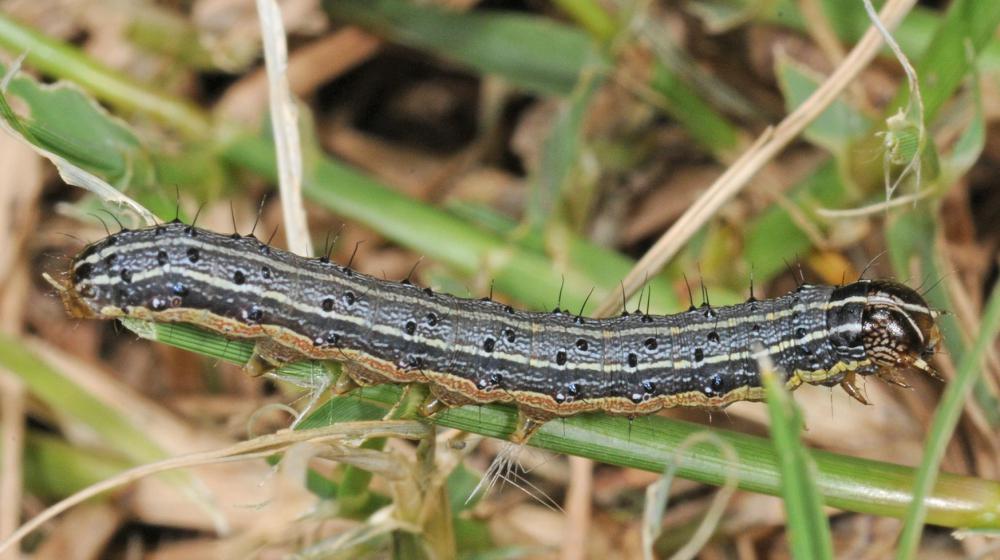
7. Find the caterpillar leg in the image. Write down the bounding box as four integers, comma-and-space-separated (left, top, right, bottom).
333, 363, 391, 395
419, 395, 448, 417
511, 409, 550, 445
420, 385, 475, 417
244, 339, 303, 377
333, 371, 359, 394
910, 357, 943, 381
839, 372, 869, 405
877, 368, 912, 389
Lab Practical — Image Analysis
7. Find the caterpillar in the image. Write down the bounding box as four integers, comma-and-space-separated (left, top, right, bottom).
50, 221, 941, 443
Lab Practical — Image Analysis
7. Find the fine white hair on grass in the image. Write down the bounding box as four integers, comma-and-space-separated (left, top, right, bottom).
467, 441, 564, 512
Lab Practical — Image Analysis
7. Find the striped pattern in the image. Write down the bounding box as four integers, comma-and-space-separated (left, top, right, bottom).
61, 222, 938, 421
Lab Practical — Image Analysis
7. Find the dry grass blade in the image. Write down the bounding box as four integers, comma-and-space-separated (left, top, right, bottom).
0, 419, 429, 555
256, 0, 311, 256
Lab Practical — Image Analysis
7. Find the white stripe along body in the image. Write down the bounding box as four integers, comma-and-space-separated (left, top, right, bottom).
56, 222, 941, 441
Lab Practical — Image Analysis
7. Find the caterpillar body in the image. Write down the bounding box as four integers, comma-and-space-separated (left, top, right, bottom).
53, 222, 941, 442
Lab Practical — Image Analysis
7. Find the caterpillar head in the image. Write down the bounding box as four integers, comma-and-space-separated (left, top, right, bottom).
862, 281, 941, 381
46, 232, 128, 320
47, 224, 182, 321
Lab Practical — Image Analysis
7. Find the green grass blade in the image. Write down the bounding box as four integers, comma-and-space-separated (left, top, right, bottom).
894, 0, 1000, 124
648, 61, 741, 156
763, 2, 1000, 73
0, 12, 209, 138
760, 355, 834, 559
20, 433, 131, 500
526, 72, 603, 229
140, 320, 1000, 530
323, 0, 605, 96
896, 279, 1000, 558
552, 0, 617, 41
0, 334, 168, 465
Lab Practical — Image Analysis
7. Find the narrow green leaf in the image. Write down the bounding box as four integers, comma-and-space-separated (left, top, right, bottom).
761, 355, 834, 560
649, 62, 740, 155
526, 71, 603, 229
896, 279, 1000, 558
0, 334, 167, 466
0, 12, 210, 138
323, 0, 605, 96
0, 62, 155, 187
774, 53, 871, 156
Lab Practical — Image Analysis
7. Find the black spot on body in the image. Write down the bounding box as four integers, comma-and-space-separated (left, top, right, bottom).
576, 339, 588, 351
233, 270, 246, 285
483, 338, 495, 352
694, 348, 704, 362
104, 254, 117, 266
795, 327, 807, 338
708, 331, 720, 343
556, 351, 567, 365
426, 312, 438, 326
644, 337, 657, 350
322, 298, 334, 312
423, 287, 433, 296
156, 250, 168, 265
186, 248, 200, 263
172, 283, 188, 297
503, 328, 515, 343
403, 355, 424, 369
405, 320, 417, 335
261, 266, 272, 279
73, 263, 93, 283
120, 269, 132, 283
567, 382, 579, 396
244, 307, 263, 323
627, 353, 638, 368
642, 379, 656, 393
344, 291, 356, 305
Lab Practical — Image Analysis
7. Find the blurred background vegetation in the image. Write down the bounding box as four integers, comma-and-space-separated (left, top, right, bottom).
0, 0, 998, 558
